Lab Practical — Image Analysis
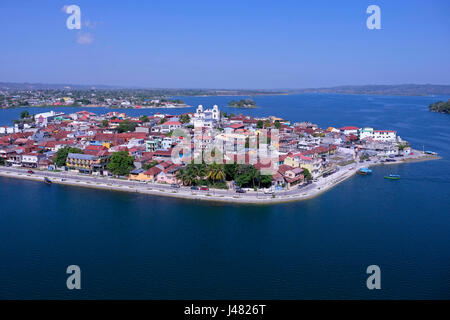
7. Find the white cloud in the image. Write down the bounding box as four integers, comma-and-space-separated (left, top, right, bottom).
61, 5, 70, 13
76, 32, 94, 45
83, 20, 102, 29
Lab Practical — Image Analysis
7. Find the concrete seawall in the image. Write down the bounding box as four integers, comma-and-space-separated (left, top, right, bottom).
0, 153, 441, 205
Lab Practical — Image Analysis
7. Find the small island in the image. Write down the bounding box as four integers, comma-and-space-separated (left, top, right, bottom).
228, 99, 258, 109
429, 100, 450, 114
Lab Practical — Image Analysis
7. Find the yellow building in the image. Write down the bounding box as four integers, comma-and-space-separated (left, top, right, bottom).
129, 166, 162, 182
284, 153, 322, 178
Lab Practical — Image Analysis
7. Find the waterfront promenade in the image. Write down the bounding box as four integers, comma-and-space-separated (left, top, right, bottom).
0, 150, 439, 204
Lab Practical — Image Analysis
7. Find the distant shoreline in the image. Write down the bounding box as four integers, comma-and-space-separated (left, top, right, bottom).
3, 104, 194, 109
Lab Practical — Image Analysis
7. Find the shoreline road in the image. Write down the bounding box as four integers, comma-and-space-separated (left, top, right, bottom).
0, 151, 440, 204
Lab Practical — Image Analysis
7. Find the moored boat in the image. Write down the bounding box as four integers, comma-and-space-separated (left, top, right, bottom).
44, 177, 52, 185
359, 167, 372, 175
384, 174, 400, 180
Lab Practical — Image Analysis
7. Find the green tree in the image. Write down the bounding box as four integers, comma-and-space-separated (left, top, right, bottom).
235, 164, 258, 188
107, 151, 134, 176
179, 114, 191, 124
140, 115, 149, 123
274, 120, 282, 129
206, 163, 225, 182
102, 119, 109, 127
256, 120, 263, 129
302, 168, 312, 181
160, 118, 167, 124
257, 173, 273, 188
176, 169, 187, 185
176, 167, 197, 186
20, 110, 30, 119
117, 120, 137, 133
54, 147, 83, 167
224, 163, 237, 181
142, 160, 158, 170
0, 157, 5, 166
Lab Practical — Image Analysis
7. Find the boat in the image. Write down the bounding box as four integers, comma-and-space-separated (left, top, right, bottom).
384, 174, 400, 180
44, 177, 52, 185
358, 167, 372, 175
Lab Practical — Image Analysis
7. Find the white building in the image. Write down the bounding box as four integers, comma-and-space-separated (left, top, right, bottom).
21, 153, 43, 168
126, 138, 145, 149
161, 137, 173, 150
160, 121, 182, 133
358, 127, 397, 142
0, 126, 19, 134
35, 111, 64, 126
373, 130, 397, 142
194, 105, 220, 121
340, 126, 359, 135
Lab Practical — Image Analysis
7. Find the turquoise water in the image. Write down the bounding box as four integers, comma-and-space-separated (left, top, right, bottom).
0, 94, 449, 299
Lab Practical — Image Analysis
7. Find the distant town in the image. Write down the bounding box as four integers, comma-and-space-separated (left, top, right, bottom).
0, 104, 438, 203
2, 83, 450, 109
0, 88, 193, 109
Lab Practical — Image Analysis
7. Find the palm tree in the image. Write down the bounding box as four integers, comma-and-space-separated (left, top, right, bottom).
184, 167, 197, 186
176, 169, 187, 185
190, 163, 206, 182
207, 163, 225, 182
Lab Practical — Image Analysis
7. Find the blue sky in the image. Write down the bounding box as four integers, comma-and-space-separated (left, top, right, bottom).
0, 0, 449, 88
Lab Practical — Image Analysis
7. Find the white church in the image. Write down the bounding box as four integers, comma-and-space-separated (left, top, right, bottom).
194, 105, 220, 121
193, 105, 220, 128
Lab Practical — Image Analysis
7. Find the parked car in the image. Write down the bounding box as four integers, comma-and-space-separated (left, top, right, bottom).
264, 188, 274, 194
190, 186, 199, 190
171, 183, 180, 188
236, 188, 246, 193
27, 170, 34, 174
200, 186, 209, 191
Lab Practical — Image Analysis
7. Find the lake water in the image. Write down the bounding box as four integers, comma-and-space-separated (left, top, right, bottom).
0, 94, 449, 299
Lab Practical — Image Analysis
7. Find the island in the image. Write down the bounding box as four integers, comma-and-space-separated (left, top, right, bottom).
0, 106, 440, 204
227, 99, 258, 108
429, 99, 450, 114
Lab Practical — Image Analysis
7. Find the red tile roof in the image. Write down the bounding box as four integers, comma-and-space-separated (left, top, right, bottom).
144, 166, 162, 176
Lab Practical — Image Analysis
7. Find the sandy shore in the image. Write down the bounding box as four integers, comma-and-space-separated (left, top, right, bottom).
0, 151, 440, 204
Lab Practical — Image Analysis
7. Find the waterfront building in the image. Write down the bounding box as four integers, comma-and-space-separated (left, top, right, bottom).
34, 111, 64, 126
129, 166, 162, 182
340, 126, 359, 135
66, 153, 109, 175
358, 127, 397, 142
21, 153, 44, 168
156, 164, 182, 184
284, 152, 322, 178
277, 164, 305, 188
